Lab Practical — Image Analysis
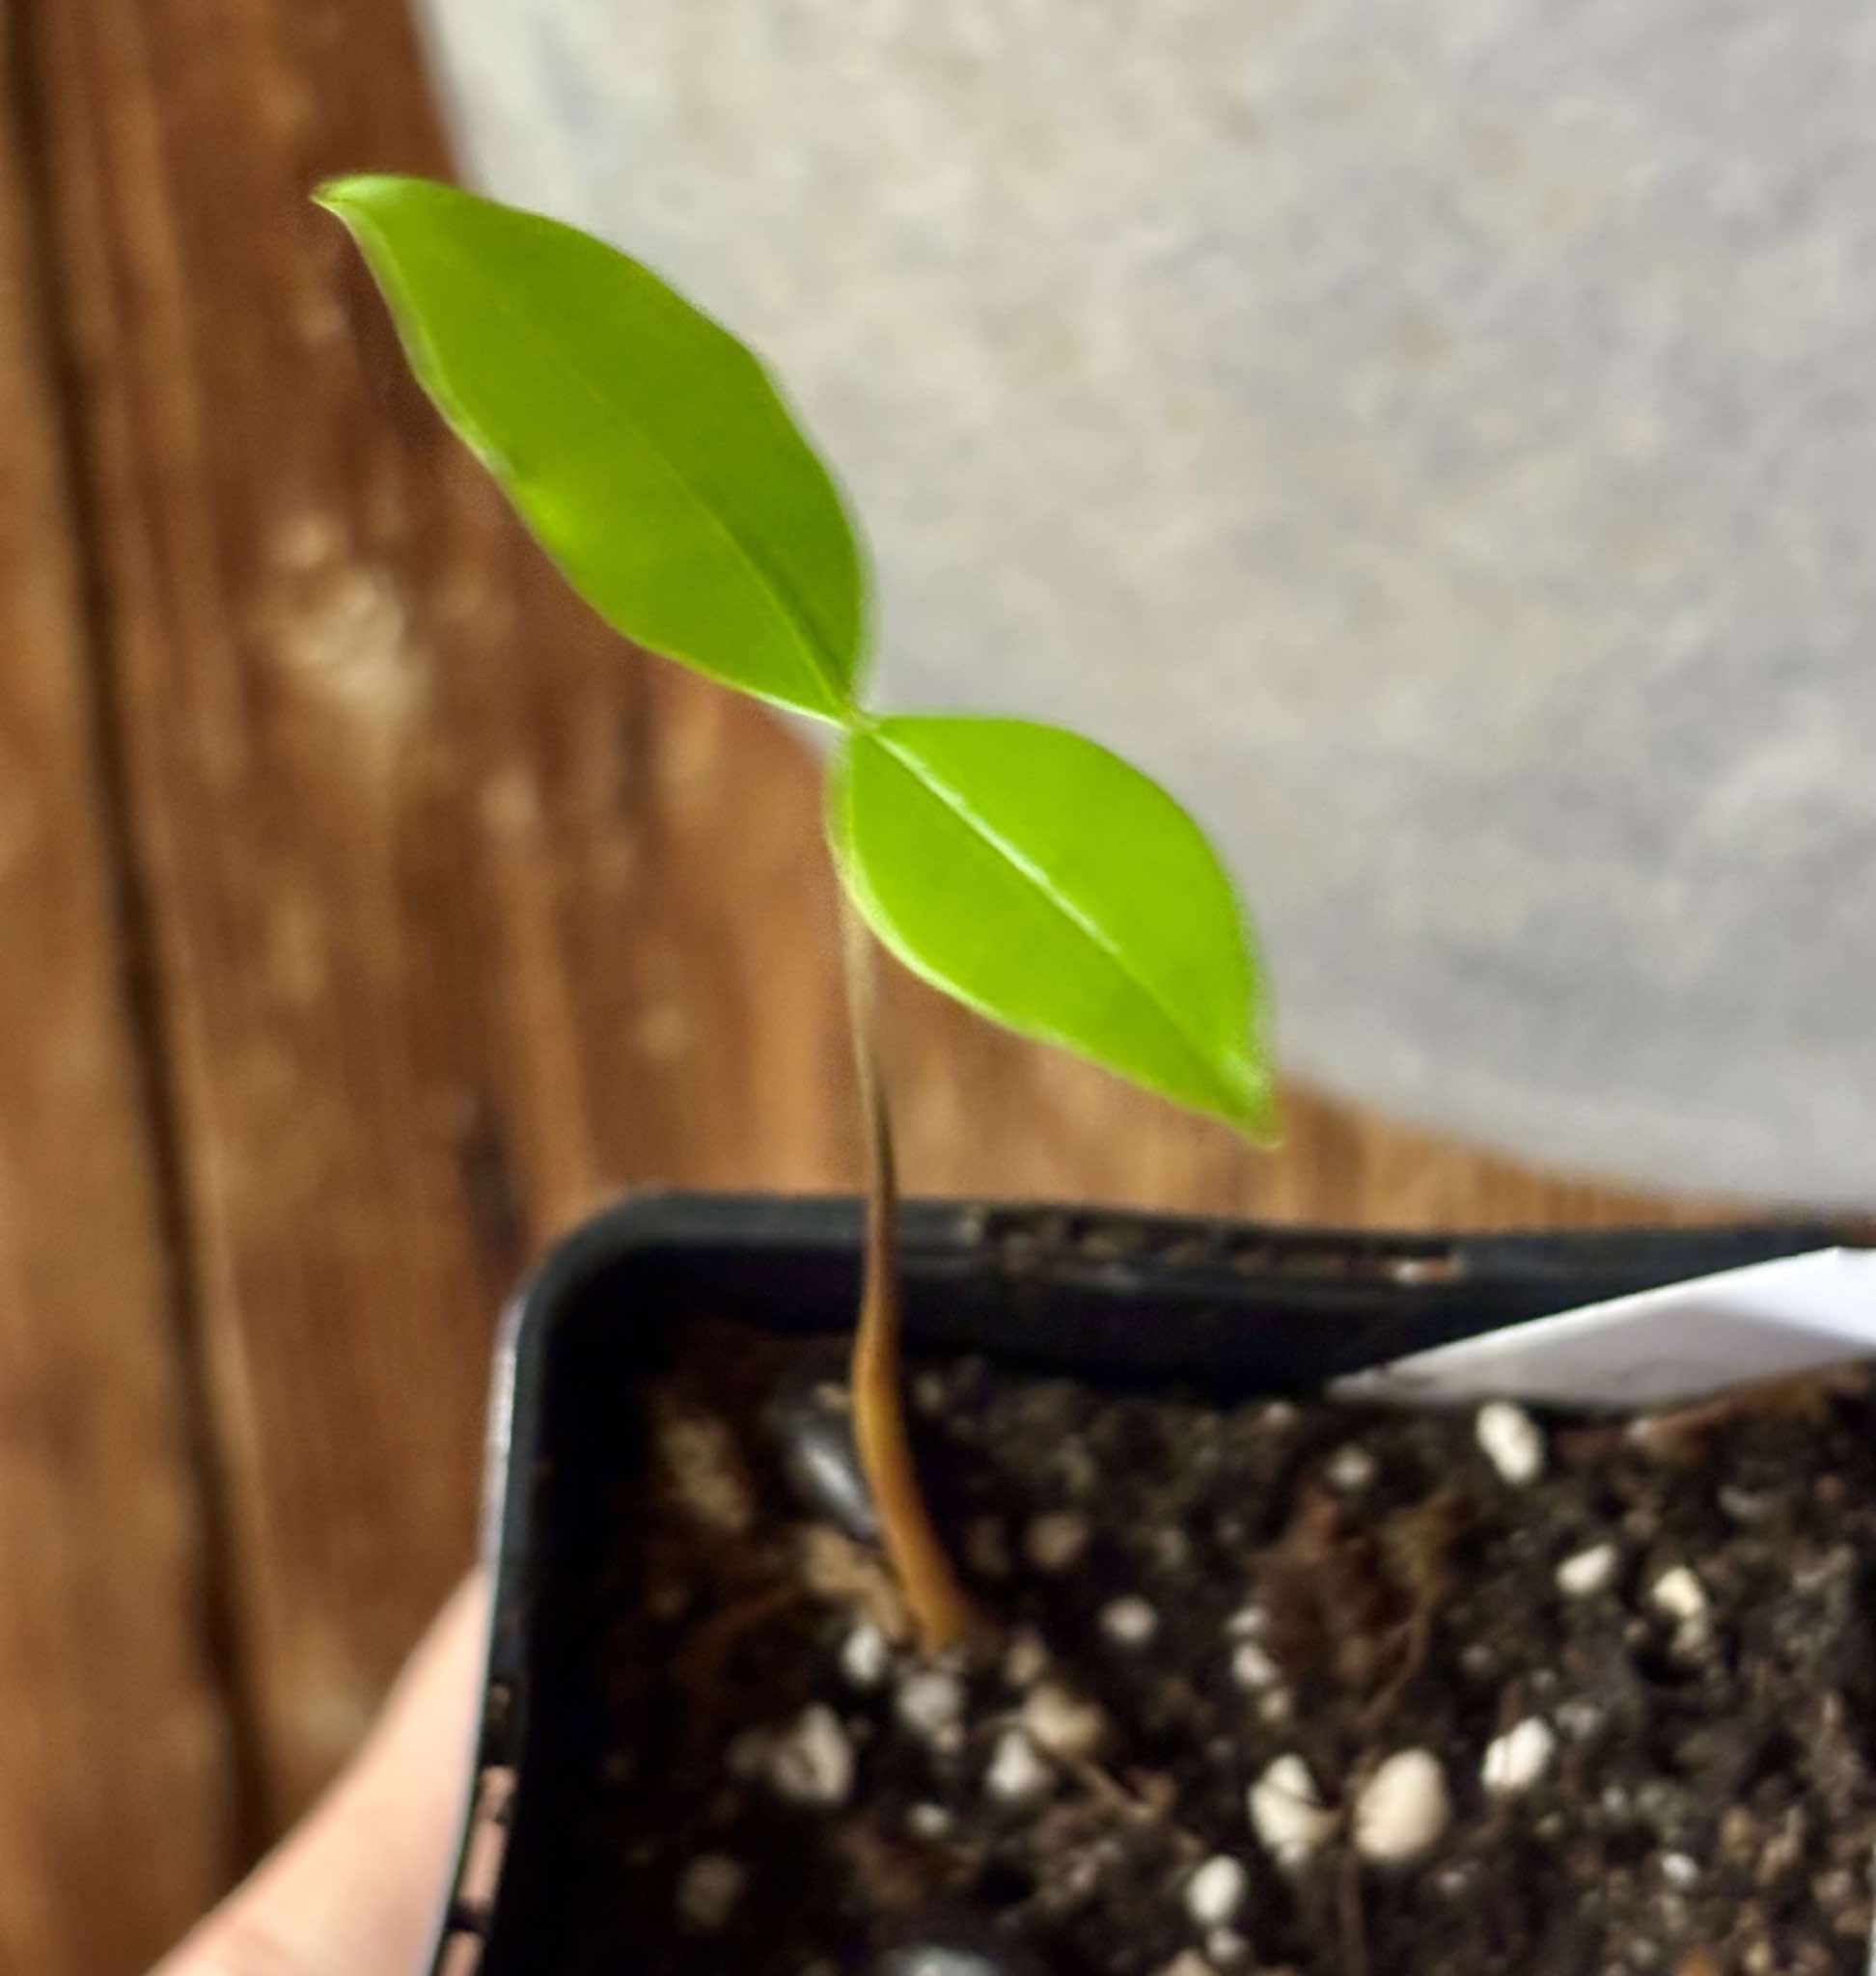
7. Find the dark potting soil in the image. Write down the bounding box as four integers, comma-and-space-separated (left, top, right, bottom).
541, 1326, 1876, 1976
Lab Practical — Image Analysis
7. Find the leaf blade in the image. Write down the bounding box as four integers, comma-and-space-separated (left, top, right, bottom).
317, 174, 867, 721
830, 715, 1278, 1135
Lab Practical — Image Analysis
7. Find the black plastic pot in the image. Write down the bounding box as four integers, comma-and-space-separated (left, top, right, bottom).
426, 1193, 1840, 1975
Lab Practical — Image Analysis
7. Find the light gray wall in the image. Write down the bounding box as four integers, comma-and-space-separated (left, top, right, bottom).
419, 0, 1876, 1203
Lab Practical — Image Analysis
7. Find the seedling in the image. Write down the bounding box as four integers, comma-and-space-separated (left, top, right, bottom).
317, 178, 1278, 1651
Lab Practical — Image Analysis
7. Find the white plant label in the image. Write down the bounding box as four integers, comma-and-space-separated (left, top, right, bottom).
1337, 1249, 1876, 1410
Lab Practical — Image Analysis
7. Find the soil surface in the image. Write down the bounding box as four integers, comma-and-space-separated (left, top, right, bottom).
544, 1327, 1876, 1976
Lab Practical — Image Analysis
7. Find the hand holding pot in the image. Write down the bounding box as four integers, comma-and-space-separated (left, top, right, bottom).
149, 1577, 483, 1976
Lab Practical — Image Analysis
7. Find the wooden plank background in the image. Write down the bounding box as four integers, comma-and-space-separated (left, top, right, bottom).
0, 0, 1741, 1969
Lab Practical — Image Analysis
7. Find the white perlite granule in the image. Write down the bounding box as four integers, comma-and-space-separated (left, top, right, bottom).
1353, 1750, 1451, 1864
984, 1728, 1053, 1805
1476, 1402, 1546, 1486
840, 1621, 891, 1689
1482, 1717, 1558, 1797
1154, 1954, 1216, 1976
896, 1668, 967, 1746
1326, 1443, 1378, 1492
1230, 1641, 1281, 1691
1650, 1565, 1708, 1624
654, 1407, 755, 1533
1556, 1543, 1619, 1597
1021, 1683, 1107, 1762
1249, 1755, 1337, 1866
766, 1705, 854, 1807
1226, 1603, 1268, 1639
1099, 1596, 1160, 1647
1184, 1854, 1250, 1927
905, 1801, 953, 1840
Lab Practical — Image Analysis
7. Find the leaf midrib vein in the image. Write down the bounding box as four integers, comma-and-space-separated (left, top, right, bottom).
873, 730, 1245, 1108
425, 225, 852, 716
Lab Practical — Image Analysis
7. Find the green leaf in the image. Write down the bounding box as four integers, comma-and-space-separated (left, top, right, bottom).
316, 175, 867, 722
829, 715, 1277, 1136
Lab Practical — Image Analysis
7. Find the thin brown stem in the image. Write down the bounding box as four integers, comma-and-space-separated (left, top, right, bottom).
840, 892, 978, 1655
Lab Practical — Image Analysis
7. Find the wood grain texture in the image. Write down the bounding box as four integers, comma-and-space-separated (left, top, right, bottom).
0, 17, 235, 1974
23, 0, 887, 1833
14, 0, 1733, 1944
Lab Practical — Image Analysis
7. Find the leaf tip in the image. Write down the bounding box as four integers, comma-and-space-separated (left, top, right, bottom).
1228, 1070, 1283, 1147
311, 175, 366, 217
311, 173, 428, 224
